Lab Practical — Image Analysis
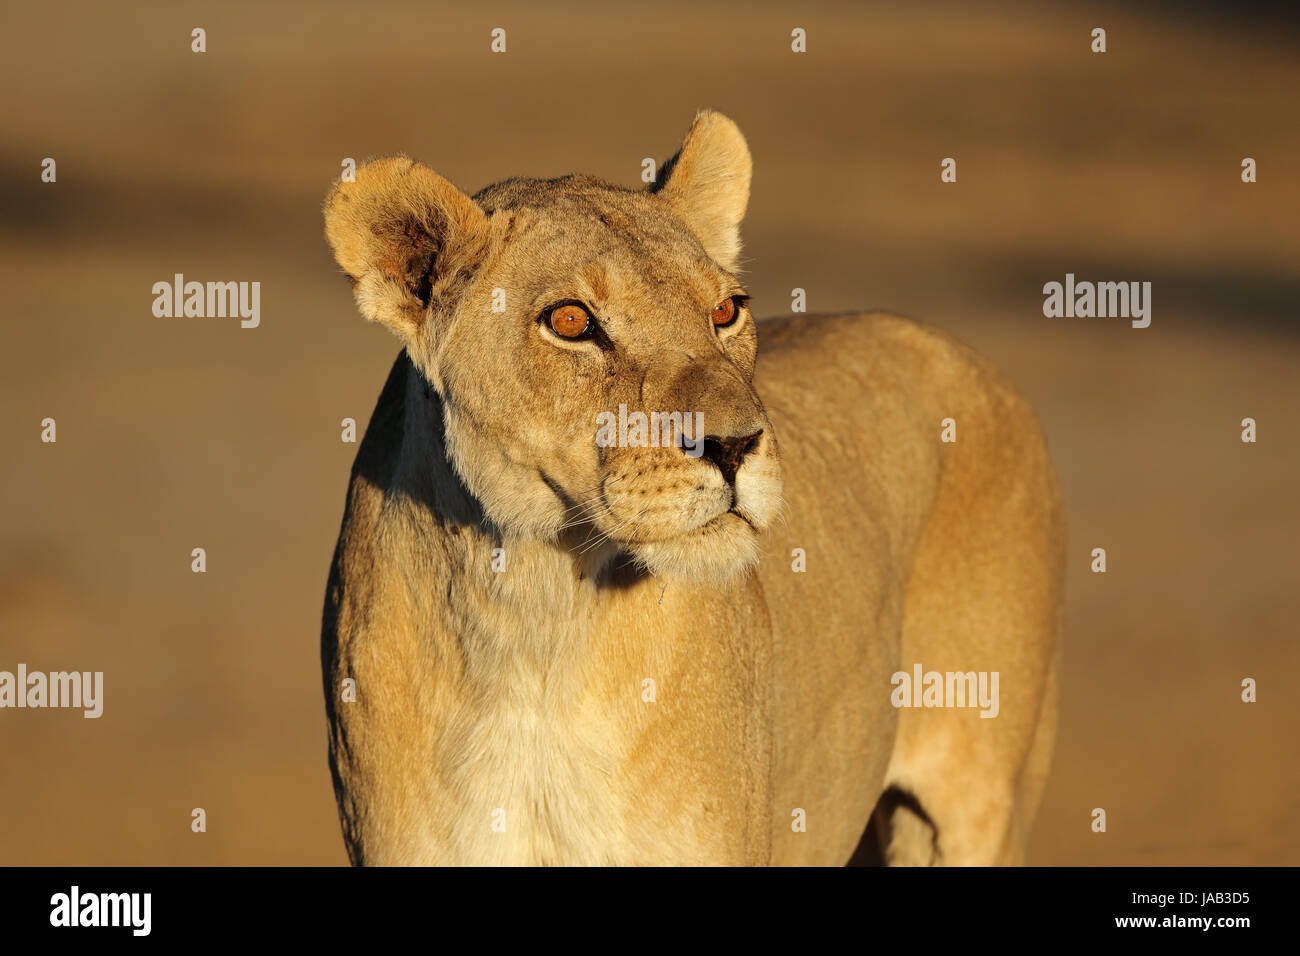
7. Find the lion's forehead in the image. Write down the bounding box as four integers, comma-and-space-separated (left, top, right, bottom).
477, 179, 725, 305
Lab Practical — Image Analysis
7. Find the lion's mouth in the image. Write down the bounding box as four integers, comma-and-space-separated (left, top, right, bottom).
726, 505, 756, 528
603, 507, 750, 550
695, 508, 755, 535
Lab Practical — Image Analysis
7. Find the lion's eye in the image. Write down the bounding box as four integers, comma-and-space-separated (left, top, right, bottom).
711, 297, 738, 328
548, 303, 592, 339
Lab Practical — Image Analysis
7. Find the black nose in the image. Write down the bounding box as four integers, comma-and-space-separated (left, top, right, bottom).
701, 431, 763, 485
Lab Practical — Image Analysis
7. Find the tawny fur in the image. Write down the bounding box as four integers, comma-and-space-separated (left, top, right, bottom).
320, 111, 1064, 866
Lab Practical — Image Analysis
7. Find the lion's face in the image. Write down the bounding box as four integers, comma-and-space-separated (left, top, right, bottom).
324, 112, 780, 581
436, 181, 782, 580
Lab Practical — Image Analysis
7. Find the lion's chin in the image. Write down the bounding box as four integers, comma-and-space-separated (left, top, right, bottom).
628, 512, 760, 584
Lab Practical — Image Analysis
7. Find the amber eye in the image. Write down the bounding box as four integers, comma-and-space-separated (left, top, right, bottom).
548, 303, 591, 339
711, 297, 738, 328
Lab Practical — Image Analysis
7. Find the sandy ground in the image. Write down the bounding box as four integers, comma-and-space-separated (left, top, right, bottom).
1, 1, 1297, 864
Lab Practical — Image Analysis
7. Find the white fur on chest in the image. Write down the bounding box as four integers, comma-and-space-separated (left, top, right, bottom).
390, 537, 712, 865
433, 674, 631, 865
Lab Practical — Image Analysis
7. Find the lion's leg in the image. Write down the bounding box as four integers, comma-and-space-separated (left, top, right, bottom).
903, 662, 1058, 867
876, 618, 1059, 866
880, 613, 1062, 867
877, 382, 1063, 867
1014, 640, 1062, 840
870, 787, 939, 866
882, 743, 1020, 866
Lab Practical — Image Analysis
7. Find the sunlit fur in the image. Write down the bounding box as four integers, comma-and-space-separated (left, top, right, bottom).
320, 112, 1064, 866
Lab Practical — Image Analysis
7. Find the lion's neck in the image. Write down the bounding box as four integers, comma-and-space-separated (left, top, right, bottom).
393, 374, 665, 666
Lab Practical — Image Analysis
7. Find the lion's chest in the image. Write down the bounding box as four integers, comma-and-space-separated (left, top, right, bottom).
413, 615, 748, 866
429, 685, 637, 865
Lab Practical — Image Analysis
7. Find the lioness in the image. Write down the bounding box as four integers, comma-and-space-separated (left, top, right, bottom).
320, 111, 1064, 866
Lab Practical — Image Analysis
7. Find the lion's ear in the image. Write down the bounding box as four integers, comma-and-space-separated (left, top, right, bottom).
652, 111, 752, 272
324, 156, 490, 341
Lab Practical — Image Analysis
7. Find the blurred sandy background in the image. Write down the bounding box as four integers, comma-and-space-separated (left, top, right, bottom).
1, 0, 1297, 865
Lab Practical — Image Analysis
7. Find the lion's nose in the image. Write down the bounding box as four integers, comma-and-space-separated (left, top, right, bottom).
701, 430, 763, 486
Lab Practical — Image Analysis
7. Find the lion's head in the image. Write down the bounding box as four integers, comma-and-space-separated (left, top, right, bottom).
323, 111, 782, 582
